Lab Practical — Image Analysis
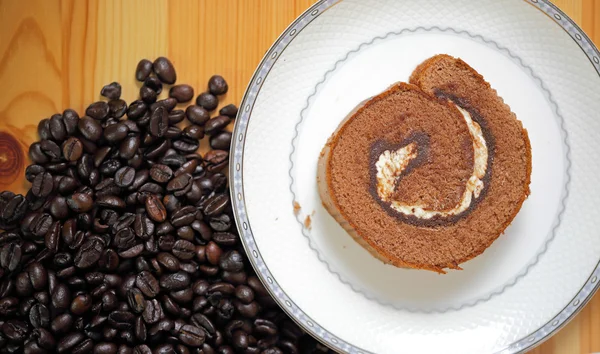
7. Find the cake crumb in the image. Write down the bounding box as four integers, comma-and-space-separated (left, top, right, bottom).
293, 201, 301, 215
304, 215, 312, 229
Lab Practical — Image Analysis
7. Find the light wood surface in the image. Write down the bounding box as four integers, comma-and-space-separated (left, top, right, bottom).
0, 0, 598, 353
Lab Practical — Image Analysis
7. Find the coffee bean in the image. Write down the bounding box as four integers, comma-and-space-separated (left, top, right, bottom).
136, 59, 153, 81
195, 93, 218, 111
169, 84, 194, 103
150, 164, 173, 184
101, 82, 122, 100
140, 85, 158, 104
210, 131, 232, 150
166, 173, 192, 195
127, 288, 146, 314
144, 76, 163, 95
167, 110, 186, 126
120, 136, 140, 160
153, 57, 177, 84
159, 272, 190, 291
104, 122, 129, 142
67, 193, 93, 213
113, 166, 135, 188
204, 116, 230, 135
151, 98, 177, 113
74, 238, 104, 268
172, 240, 195, 261
209, 214, 231, 232
79, 117, 103, 141
136, 271, 159, 298
142, 299, 163, 324
87, 101, 110, 120
179, 325, 205, 347
127, 100, 148, 120
185, 106, 210, 126
205, 242, 222, 266
62, 137, 83, 161
31, 172, 53, 198
97, 195, 126, 209
108, 311, 135, 330
0, 243, 22, 272
172, 137, 200, 154
219, 104, 238, 118
208, 75, 228, 96
202, 193, 229, 216
50, 114, 68, 141
203, 150, 228, 171
145, 195, 167, 223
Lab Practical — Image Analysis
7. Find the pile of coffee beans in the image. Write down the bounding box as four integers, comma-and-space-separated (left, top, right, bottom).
0, 58, 330, 354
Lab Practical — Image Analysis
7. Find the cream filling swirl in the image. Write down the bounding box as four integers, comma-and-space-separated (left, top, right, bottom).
375, 105, 488, 219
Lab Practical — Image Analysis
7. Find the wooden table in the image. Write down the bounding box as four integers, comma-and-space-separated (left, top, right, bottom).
0, 0, 598, 353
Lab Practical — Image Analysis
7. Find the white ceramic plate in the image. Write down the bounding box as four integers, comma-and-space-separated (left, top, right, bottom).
230, 1, 600, 353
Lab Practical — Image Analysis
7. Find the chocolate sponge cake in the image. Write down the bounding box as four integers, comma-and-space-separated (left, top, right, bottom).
317, 55, 531, 273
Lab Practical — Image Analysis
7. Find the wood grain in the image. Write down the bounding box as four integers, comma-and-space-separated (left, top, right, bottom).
0, 0, 598, 353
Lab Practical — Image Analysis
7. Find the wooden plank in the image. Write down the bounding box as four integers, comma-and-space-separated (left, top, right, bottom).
0, 1, 598, 353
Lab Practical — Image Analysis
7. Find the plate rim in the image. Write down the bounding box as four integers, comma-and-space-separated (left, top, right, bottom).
230, 0, 600, 353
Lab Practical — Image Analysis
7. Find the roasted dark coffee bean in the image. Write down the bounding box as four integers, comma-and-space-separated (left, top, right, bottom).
62, 137, 83, 162
165, 126, 182, 139
50, 114, 68, 141
70, 293, 92, 315
208, 75, 228, 96
172, 240, 195, 261
169, 84, 194, 103
79, 117, 103, 141
176, 226, 194, 240
87, 101, 110, 120
108, 311, 135, 330
202, 193, 229, 216
142, 299, 163, 324
172, 137, 199, 153
166, 173, 192, 194
181, 125, 204, 140
101, 82, 122, 100
143, 76, 163, 95
153, 57, 177, 84
38, 118, 52, 141
0, 297, 18, 316
178, 325, 205, 347
136, 271, 159, 298
25, 164, 45, 183
205, 116, 230, 135
219, 104, 238, 118
150, 164, 173, 183
74, 238, 104, 268
210, 131, 232, 150
149, 107, 169, 137
99, 158, 122, 175
127, 100, 148, 120
185, 105, 210, 126
39, 140, 60, 160
151, 98, 177, 113
136, 59, 153, 81
204, 149, 228, 168
160, 151, 186, 168
156, 253, 180, 272
209, 214, 231, 232
119, 244, 144, 259
29, 303, 49, 328
31, 172, 53, 198
159, 272, 190, 291
145, 195, 167, 223
169, 288, 194, 304
58, 176, 79, 195
0, 243, 22, 272
104, 122, 129, 142
27, 262, 48, 290
2, 320, 29, 342
108, 99, 128, 118
97, 195, 126, 209
114, 166, 135, 187
167, 110, 186, 126
120, 136, 140, 160
67, 193, 93, 213
127, 288, 146, 314
29, 142, 49, 164
140, 85, 158, 104
134, 213, 154, 240
205, 242, 222, 265
157, 223, 175, 237
94, 146, 112, 167
30, 213, 53, 237
195, 93, 218, 111
170, 206, 197, 227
